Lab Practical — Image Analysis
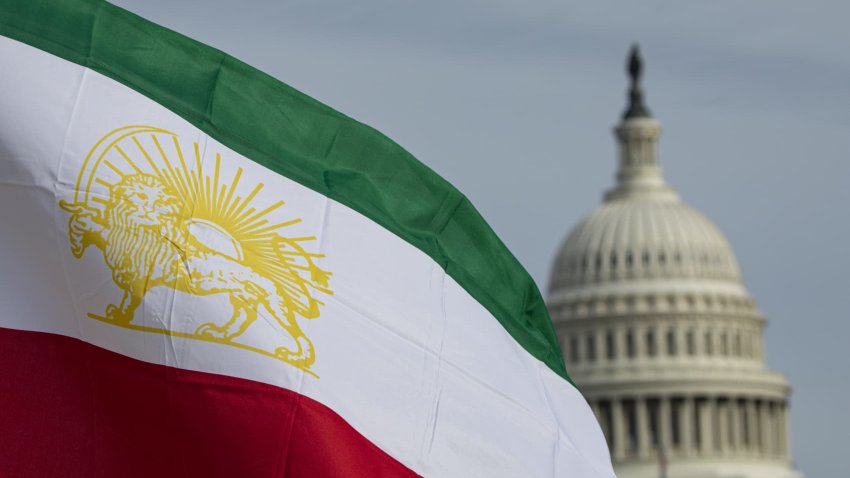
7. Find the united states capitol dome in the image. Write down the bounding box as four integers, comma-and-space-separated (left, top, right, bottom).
545, 46, 801, 478
549, 155, 742, 291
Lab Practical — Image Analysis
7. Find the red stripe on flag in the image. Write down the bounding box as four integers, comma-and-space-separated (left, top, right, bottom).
0, 327, 419, 478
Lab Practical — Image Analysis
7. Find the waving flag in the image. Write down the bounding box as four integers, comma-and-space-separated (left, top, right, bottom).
0, 1, 614, 477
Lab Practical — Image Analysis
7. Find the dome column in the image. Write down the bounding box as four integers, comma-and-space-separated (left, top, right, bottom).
611, 399, 627, 461
746, 399, 759, 455
772, 401, 783, 457
731, 399, 744, 454
679, 397, 695, 456
636, 397, 651, 459
659, 396, 673, 459
718, 399, 731, 455
698, 398, 714, 455
779, 402, 790, 459
760, 400, 773, 457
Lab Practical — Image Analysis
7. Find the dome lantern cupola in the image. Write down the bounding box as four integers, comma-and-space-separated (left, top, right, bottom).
608, 45, 677, 202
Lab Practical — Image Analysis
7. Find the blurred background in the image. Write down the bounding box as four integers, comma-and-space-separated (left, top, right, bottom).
113, 1, 849, 476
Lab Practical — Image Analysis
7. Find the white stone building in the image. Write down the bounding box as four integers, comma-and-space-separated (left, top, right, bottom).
546, 47, 802, 478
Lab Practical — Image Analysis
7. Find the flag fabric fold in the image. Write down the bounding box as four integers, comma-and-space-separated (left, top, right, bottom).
0, 1, 614, 477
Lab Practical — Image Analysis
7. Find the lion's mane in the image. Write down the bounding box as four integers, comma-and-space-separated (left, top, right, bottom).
100, 174, 186, 289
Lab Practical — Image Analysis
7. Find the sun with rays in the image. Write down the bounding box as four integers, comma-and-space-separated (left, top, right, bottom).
59, 125, 331, 374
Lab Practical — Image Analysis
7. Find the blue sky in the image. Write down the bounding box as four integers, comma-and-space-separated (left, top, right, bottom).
114, 2, 850, 476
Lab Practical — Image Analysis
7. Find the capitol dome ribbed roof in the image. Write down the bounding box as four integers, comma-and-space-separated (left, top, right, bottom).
549, 196, 741, 291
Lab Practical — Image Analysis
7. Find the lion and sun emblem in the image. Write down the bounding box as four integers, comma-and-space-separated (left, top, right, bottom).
58, 125, 331, 375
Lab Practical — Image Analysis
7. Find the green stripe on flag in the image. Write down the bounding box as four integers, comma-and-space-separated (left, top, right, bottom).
0, 0, 570, 382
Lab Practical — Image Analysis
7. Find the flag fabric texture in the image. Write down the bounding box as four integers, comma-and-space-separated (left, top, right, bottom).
0, 1, 614, 477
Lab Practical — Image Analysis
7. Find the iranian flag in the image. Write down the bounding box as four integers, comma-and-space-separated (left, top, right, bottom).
0, 1, 613, 477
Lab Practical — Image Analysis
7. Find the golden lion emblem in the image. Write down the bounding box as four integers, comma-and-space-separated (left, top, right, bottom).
59, 126, 331, 374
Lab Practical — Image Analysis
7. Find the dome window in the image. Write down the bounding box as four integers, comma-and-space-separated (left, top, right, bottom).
686, 330, 696, 356
595, 253, 603, 271
625, 251, 634, 267
666, 328, 677, 356
569, 336, 580, 364
606, 331, 616, 360
705, 331, 714, 356
642, 251, 651, 266
610, 252, 618, 269
658, 251, 667, 266
646, 328, 657, 357
586, 334, 597, 362
626, 330, 636, 359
